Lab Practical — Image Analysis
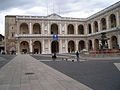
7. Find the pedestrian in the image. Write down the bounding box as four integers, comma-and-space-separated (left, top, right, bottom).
76, 51, 79, 61
52, 53, 57, 61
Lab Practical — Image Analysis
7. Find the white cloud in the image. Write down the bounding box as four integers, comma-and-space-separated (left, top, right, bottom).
0, 0, 119, 35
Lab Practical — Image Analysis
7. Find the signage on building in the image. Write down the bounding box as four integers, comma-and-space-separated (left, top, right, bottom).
53, 34, 58, 40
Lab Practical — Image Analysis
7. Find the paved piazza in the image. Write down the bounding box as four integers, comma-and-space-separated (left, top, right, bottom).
0, 54, 120, 90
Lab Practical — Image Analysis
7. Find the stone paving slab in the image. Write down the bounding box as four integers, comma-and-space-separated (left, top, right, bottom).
0, 55, 92, 90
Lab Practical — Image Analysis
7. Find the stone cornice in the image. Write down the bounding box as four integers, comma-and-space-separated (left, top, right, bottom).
6, 1, 120, 23
15, 27, 120, 39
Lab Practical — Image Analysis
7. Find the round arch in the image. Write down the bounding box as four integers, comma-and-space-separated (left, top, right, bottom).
101, 18, 106, 30
33, 41, 42, 54
68, 24, 74, 34
94, 21, 98, 32
88, 24, 92, 34
20, 23, 29, 34
20, 41, 29, 54
78, 40, 85, 51
51, 41, 59, 53
78, 25, 84, 34
111, 36, 119, 49
88, 40, 93, 50
94, 39, 99, 50
51, 24, 58, 34
109, 14, 116, 28
33, 23, 41, 34
68, 40, 75, 53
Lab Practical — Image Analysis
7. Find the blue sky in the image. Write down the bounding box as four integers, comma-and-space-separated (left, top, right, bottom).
0, 0, 119, 35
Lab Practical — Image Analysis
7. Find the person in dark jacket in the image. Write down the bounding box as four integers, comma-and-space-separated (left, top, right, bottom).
76, 51, 79, 61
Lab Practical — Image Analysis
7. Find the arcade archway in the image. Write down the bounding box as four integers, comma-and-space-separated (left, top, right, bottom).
51, 41, 59, 53
68, 40, 75, 53
111, 36, 119, 49
33, 41, 42, 54
20, 41, 29, 54
78, 40, 85, 51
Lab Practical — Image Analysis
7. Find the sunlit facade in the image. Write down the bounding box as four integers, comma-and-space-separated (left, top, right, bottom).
5, 1, 120, 54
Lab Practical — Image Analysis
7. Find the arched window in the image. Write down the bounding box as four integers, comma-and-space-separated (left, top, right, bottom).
20, 23, 29, 34
68, 40, 75, 53
110, 14, 116, 28
94, 21, 98, 32
33, 41, 42, 54
88, 40, 92, 50
78, 40, 85, 51
101, 18, 106, 30
111, 36, 119, 49
51, 24, 58, 34
78, 25, 84, 34
33, 23, 41, 34
20, 41, 29, 54
94, 39, 99, 50
88, 24, 92, 34
68, 24, 74, 34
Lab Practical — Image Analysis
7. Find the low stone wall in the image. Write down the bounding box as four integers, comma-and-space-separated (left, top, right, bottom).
80, 53, 120, 58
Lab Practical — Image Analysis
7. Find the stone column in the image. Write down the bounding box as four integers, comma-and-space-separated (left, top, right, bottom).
17, 40, 20, 54
59, 39, 62, 53
85, 40, 88, 50
42, 39, 45, 54
59, 23, 62, 34
116, 12, 120, 27
107, 39, 111, 49
65, 40, 68, 53
98, 20, 101, 32
48, 23, 50, 35
41, 22, 45, 34
17, 22, 20, 34
91, 22, 94, 33
75, 40, 78, 51
29, 22, 32, 34
48, 40, 51, 54
117, 35, 120, 48
75, 24, 78, 35
84, 24, 88, 34
64, 23, 67, 34
106, 16, 110, 29
92, 39, 95, 50
29, 40, 33, 53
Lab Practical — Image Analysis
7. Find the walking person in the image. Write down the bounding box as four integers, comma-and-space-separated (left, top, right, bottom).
76, 51, 80, 61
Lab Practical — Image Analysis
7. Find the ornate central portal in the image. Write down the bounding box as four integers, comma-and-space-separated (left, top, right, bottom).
51, 41, 59, 53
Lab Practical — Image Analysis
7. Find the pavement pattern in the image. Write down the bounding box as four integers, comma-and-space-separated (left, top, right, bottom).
0, 54, 92, 90
32, 54, 120, 90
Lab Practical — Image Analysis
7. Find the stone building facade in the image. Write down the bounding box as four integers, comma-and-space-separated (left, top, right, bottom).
5, 1, 120, 54
0, 34, 4, 53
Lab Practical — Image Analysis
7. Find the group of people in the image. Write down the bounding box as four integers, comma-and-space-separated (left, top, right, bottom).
52, 51, 80, 61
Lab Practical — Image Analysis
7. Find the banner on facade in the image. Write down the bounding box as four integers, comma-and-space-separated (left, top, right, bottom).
53, 34, 58, 40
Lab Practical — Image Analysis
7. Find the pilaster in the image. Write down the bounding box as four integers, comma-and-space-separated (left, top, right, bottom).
117, 35, 120, 48
91, 22, 94, 33
75, 24, 78, 35
98, 20, 101, 31
29, 39, 33, 53
106, 16, 110, 29
41, 22, 45, 34
29, 22, 32, 34
65, 40, 68, 53
75, 40, 78, 51
116, 12, 120, 27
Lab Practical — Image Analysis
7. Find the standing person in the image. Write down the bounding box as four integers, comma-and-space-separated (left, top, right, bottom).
76, 51, 79, 61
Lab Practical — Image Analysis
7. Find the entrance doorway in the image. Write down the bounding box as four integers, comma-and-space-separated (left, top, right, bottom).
51, 41, 59, 53
68, 40, 75, 53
